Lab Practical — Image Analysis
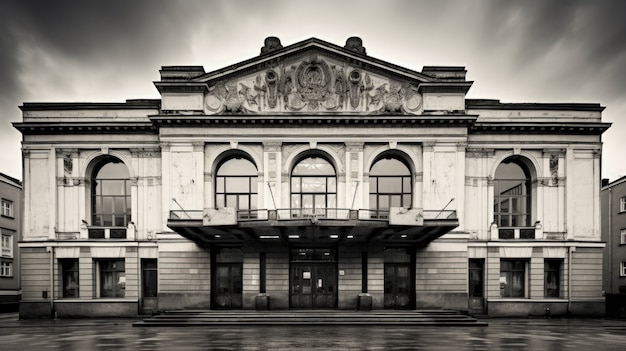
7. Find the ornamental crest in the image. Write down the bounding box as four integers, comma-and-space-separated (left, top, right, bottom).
203, 55, 423, 114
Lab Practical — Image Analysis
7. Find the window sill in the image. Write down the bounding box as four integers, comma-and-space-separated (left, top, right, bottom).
0, 215, 14, 219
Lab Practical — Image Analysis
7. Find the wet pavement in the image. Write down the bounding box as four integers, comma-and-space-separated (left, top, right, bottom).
1, 314, 626, 350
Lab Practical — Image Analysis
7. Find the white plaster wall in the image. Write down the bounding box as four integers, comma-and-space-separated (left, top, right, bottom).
423, 94, 465, 111
161, 93, 204, 111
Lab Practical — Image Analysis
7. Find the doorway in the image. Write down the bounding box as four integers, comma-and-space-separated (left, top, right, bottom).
290, 248, 337, 309
384, 248, 415, 309
211, 247, 243, 309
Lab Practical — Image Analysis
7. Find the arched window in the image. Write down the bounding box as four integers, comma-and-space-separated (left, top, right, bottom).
369, 157, 412, 218
291, 156, 336, 216
215, 157, 258, 217
494, 157, 533, 227
92, 158, 131, 227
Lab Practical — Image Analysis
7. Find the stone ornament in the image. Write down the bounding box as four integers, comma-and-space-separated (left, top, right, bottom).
203, 56, 423, 115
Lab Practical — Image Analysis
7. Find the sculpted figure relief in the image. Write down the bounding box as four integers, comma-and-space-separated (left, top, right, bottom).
203, 57, 422, 114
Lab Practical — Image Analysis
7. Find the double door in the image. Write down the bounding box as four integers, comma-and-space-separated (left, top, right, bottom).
290, 264, 337, 309
212, 263, 243, 309
384, 263, 413, 309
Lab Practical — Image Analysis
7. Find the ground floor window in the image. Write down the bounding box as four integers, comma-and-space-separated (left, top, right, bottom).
544, 259, 562, 298
0, 260, 12, 277
621, 262, 626, 277
97, 259, 125, 297
500, 259, 527, 298
61, 259, 80, 297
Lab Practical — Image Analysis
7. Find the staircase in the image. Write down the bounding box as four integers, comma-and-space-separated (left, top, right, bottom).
133, 309, 487, 327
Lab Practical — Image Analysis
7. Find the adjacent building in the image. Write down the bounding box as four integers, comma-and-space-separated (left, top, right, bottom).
601, 176, 626, 316
0, 172, 22, 312
14, 37, 609, 318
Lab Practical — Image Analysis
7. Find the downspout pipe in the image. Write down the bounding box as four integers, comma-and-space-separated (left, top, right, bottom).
47, 246, 55, 318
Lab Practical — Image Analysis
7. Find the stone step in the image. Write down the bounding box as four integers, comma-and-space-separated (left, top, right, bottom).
134, 310, 487, 327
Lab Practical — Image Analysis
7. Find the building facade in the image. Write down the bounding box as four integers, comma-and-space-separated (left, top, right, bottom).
15, 37, 609, 318
0, 172, 22, 312
601, 176, 626, 315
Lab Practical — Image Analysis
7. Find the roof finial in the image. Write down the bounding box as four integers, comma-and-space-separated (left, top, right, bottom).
261, 36, 283, 55
345, 37, 366, 55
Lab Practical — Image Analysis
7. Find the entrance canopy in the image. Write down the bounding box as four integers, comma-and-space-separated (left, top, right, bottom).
167, 208, 458, 247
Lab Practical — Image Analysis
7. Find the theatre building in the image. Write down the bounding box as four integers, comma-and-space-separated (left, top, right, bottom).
14, 37, 609, 318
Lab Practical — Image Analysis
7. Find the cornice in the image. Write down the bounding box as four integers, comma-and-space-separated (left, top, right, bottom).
470, 122, 611, 135
13, 121, 157, 135
149, 114, 478, 128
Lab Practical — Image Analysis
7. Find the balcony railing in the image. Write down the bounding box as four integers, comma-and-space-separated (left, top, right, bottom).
498, 227, 536, 239
87, 227, 128, 239
169, 208, 457, 223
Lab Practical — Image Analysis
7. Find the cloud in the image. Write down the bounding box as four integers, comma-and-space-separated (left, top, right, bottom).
0, 0, 624, 180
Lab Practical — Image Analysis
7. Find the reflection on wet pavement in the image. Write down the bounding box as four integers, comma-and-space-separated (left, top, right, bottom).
1, 317, 626, 350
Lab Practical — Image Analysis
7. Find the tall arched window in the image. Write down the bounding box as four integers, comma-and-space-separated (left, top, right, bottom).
291, 156, 336, 216
92, 158, 131, 227
369, 157, 412, 218
494, 157, 533, 227
215, 157, 258, 217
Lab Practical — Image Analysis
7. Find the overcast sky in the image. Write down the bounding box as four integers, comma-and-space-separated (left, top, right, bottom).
1, 0, 625, 182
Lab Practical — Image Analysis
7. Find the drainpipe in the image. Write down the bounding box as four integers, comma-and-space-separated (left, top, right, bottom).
608, 188, 612, 293
47, 246, 55, 318
568, 246, 575, 315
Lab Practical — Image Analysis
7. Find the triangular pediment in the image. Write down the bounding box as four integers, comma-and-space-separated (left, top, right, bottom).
156, 38, 472, 115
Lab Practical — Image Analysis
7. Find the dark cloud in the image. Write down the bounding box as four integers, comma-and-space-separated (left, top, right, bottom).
0, 0, 624, 180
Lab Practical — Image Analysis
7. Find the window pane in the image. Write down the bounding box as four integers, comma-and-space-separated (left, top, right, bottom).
327, 178, 336, 192
250, 195, 257, 209
239, 195, 249, 210
302, 177, 326, 193
102, 180, 124, 195
402, 195, 411, 207
291, 178, 300, 192
114, 197, 125, 212
293, 157, 335, 176
327, 194, 336, 209
103, 197, 113, 213
390, 195, 401, 207
403, 177, 411, 193
250, 178, 258, 193
370, 158, 410, 176
216, 195, 225, 208
291, 195, 300, 209
302, 194, 313, 208
217, 158, 257, 176
226, 178, 249, 193
216, 177, 225, 193
379, 196, 389, 210
379, 178, 402, 193
226, 195, 237, 208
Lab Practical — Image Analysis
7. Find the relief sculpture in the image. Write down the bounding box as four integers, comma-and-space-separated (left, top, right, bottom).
203, 56, 423, 114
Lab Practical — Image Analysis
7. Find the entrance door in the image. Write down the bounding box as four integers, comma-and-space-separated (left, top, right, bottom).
290, 264, 337, 309
384, 248, 414, 309
213, 264, 243, 309
211, 247, 243, 309
384, 263, 412, 309
468, 259, 485, 315
140, 259, 158, 315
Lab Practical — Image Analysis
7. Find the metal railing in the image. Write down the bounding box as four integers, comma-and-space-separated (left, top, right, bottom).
169, 208, 457, 222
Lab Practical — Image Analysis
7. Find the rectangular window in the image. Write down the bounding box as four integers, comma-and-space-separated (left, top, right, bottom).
621, 262, 626, 277
469, 259, 485, 298
544, 259, 562, 298
500, 259, 527, 298
621, 229, 626, 245
61, 259, 80, 298
1, 199, 13, 218
1, 233, 12, 258
0, 261, 12, 277
97, 259, 125, 297
621, 197, 626, 212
